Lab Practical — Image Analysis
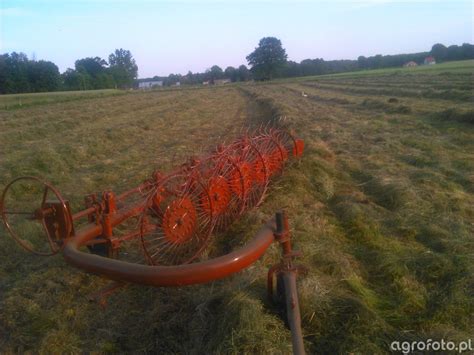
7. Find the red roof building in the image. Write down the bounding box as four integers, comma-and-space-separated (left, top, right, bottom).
424, 56, 436, 65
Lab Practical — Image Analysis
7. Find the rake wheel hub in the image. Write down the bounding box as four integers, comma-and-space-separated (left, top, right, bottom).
162, 198, 197, 244
203, 176, 231, 215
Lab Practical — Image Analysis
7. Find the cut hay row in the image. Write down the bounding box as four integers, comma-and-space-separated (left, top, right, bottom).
303, 81, 474, 102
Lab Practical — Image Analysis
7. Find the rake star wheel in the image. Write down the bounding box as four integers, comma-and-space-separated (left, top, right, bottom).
0, 176, 72, 256
162, 197, 197, 243
231, 137, 269, 209
202, 176, 231, 215
184, 148, 247, 232
270, 128, 304, 158
252, 133, 287, 178
140, 173, 213, 265
208, 150, 248, 231
229, 160, 252, 199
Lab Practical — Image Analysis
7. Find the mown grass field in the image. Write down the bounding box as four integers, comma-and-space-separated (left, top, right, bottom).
0, 89, 125, 110
0, 60, 473, 353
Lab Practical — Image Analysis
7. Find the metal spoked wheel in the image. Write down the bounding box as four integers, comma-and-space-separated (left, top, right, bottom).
0, 176, 71, 256
209, 146, 247, 231
140, 172, 214, 265
230, 136, 270, 209
252, 133, 287, 178
270, 128, 304, 158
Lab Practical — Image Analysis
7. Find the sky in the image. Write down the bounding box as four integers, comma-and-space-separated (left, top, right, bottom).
1, 0, 472, 78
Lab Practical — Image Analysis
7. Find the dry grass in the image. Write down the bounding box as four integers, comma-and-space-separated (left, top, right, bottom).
1, 60, 473, 353
0, 89, 125, 110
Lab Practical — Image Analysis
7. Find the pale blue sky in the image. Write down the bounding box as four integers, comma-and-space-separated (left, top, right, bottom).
1, 0, 472, 78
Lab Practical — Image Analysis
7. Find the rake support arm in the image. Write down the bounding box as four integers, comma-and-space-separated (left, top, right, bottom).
63, 217, 276, 286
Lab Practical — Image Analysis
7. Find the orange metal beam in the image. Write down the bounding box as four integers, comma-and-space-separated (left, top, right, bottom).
63, 217, 276, 286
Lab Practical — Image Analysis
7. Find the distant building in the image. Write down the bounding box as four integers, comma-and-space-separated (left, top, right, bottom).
403, 61, 418, 67
214, 79, 231, 85
202, 79, 230, 85
175, 82, 181, 86
424, 56, 436, 65
138, 80, 163, 89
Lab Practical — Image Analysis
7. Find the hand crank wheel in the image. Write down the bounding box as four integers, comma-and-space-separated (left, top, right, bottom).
0, 176, 72, 256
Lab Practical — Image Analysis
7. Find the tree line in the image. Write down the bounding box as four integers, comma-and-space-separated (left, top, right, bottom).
1, 42, 473, 94
253, 41, 474, 80
141, 64, 251, 87
0, 49, 137, 94
141, 41, 474, 86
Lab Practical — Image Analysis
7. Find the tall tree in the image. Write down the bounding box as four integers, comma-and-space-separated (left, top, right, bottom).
431, 43, 448, 61
28, 60, 60, 92
164, 73, 181, 86
0, 55, 9, 94
62, 68, 82, 90
5, 52, 30, 93
108, 48, 138, 88
246, 37, 287, 80
74, 57, 110, 90
0, 53, 60, 93
75, 57, 107, 77
205, 65, 224, 83
237, 65, 250, 81
446, 45, 462, 61
224, 66, 238, 82
461, 43, 474, 59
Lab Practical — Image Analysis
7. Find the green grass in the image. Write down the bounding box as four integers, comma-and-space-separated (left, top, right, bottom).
0, 89, 125, 110
0, 62, 473, 353
292, 59, 474, 81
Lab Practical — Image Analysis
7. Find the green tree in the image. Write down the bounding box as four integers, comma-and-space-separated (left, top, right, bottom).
5, 52, 30, 93
431, 43, 448, 61
164, 73, 181, 86
28, 60, 60, 92
108, 48, 138, 88
0, 53, 60, 93
461, 43, 474, 59
446, 45, 462, 61
357, 56, 368, 69
246, 37, 287, 80
182, 71, 194, 85
74, 57, 110, 90
75, 57, 107, 77
62, 68, 82, 90
237, 65, 250, 81
205, 65, 223, 83
224, 66, 238, 82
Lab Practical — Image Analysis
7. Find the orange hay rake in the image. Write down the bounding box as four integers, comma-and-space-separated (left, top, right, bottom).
1, 127, 307, 354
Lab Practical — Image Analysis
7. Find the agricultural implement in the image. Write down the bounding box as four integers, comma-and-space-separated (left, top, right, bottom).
1, 127, 306, 354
